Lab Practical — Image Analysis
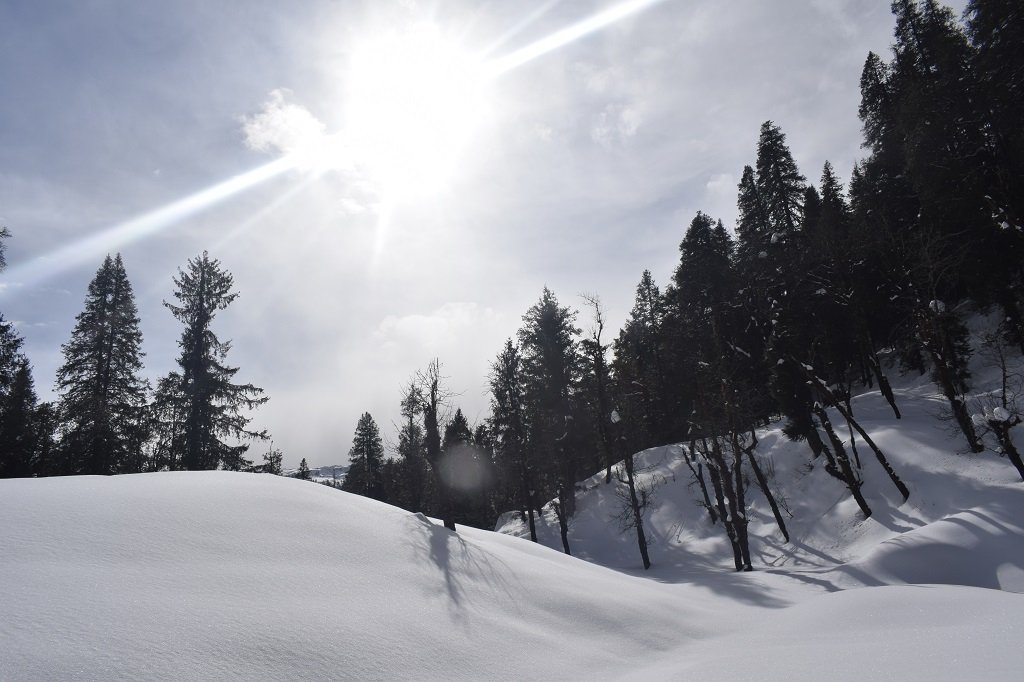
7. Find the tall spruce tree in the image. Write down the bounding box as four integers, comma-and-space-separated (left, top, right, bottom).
0, 357, 40, 478
612, 271, 670, 447
55, 254, 148, 475
489, 339, 537, 542
342, 412, 385, 499
518, 287, 581, 553
159, 252, 267, 470
395, 380, 429, 513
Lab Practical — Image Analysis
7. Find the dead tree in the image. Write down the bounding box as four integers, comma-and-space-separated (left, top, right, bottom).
418, 359, 456, 531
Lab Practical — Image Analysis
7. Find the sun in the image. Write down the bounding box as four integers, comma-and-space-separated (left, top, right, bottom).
341, 22, 491, 201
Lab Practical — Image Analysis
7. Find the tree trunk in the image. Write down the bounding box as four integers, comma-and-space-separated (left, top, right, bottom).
815, 406, 872, 518
992, 419, 1024, 482
728, 434, 753, 571
742, 432, 789, 543
685, 441, 717, 524
868, 353, 902, 419
831, 400, 910, 502
701, 438, 743, 570
624, 452, 651, 569
553, 489, 571, 555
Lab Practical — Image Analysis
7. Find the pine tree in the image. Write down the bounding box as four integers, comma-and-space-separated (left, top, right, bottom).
296, 457, 311, 480
518, 287, 581, 553
342, 412, 385, 499
966, 0, 1024, 232
55, 254, 148, 475
159, 252, 268, 470
394, 380, 429, 513
612, 271, 669, 446
755, 121, 806, 239
488, 338, 537, 542
0, 357, 40, 478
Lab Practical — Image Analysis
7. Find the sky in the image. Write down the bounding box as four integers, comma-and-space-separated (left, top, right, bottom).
0, 0, 968, 468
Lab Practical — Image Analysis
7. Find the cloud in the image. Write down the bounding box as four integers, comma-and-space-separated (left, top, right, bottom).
242, 89, 326, 155
591, 102, 643, 147
374, 302, 507, 354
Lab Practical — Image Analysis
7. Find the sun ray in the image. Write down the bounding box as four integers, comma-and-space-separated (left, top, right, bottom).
1, 156, 295, 291
483, 0, 667, 78
2, 0, 673, 293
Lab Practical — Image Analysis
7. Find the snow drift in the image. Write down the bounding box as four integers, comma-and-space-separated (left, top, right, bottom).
3, 462, 1023, 680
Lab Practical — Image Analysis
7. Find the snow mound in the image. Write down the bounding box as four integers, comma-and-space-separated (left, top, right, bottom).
848, 496, 1024, 592
0, 472, 702, 680
642, 585, 1024, 680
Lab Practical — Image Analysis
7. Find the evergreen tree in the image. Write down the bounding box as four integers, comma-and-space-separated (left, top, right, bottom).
159, 252, 268, 470
0, 357, 40, 478
261, 446, 283, 475
394, 380, 429, 513
0, 313, 24, 400
488, 338, 537, 542
55, 254, 148, 475
518, 287, 581, 553
296, 457, 311, 480
0, 226, 9, 271
442, 408, 473, 451
966, 0, 1024, 232
755, 121, 806, 239
612, 271, 670, 446
342, 412, 385, 499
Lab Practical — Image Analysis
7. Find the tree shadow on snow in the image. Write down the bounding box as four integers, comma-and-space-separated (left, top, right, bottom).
403, 513, 522, 619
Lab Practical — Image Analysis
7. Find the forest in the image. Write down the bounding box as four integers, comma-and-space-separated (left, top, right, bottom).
2, 0, 1022, 574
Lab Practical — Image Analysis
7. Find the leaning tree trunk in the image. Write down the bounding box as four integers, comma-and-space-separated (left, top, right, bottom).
685, 441, 717, 524
741, 431, 789, 543
990, 417, 1024, 482
803, 369, 910, 502
868, 352, 902, 419
814, 405, 872, 518
701, 439, 743, 571
624, 452, 651, 569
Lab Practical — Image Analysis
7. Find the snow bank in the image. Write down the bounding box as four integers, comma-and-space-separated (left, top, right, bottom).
0, 472, 706, 680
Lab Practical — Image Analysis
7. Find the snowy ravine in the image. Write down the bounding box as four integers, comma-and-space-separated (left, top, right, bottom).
3, 356, 1024, 679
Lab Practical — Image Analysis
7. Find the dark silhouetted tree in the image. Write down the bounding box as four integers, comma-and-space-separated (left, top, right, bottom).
157, 252, 267, 470
55, 254, 148, 475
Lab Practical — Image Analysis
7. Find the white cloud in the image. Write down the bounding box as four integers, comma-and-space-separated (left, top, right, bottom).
375, 302, 507, 354
591, 103, 643, 147
242, 89, 326, 155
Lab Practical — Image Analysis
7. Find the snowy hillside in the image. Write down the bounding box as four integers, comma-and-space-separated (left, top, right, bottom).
4, 320, 1024, 680
496, 336, 1024, 599
2, 463, 1023, 678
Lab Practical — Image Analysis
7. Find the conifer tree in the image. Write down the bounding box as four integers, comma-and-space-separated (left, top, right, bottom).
342, 412, 385, 499
518, 288, 581, 553
489, 339, 537, 542
612, 271, 670, 447
394, 381, 426, 508
296, 457, 311, 480
55, 254, 148, 475
158, 252, 267, 470
0, 357, 40, 478
755, 121, 806, 238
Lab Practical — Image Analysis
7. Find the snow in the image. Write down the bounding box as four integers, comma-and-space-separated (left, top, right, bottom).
3, 321, 1024, 679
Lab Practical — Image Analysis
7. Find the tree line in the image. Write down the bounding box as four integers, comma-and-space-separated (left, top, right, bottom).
336, 0, 1024, 570
0, 249, 275, 478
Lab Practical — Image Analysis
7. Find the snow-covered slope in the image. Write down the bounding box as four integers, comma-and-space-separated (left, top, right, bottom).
3, 327, 1024, 679
2, 466, 1022, 680
0, 472, 712, 680
496, 358, 1024, 596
